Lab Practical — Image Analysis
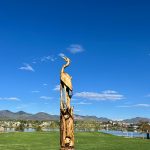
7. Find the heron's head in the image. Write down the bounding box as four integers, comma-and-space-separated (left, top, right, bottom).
62, 56, 70, 63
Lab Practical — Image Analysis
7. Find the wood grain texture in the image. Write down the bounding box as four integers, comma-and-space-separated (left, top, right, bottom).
60, 56, 74, 150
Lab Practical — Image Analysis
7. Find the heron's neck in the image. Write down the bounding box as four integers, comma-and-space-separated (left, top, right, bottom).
61, 61, 70, 73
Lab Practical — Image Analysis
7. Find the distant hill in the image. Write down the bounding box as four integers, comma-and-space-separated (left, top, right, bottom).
27, 112, 59, 121
0, 110, 58, 121
0, 110, 110, 121
1, 110, 149, 123
74, 114, 110, 122
123, 117, 150, 124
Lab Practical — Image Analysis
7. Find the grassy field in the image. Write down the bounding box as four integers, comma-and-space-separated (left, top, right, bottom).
0, 131, 149, 150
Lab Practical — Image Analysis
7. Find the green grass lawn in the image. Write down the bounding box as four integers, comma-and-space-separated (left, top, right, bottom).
0, 132, 149, 150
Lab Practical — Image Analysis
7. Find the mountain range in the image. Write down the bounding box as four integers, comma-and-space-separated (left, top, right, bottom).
123, 117, 150, 124
0, 110, 110, 122
0, 110, 149, 123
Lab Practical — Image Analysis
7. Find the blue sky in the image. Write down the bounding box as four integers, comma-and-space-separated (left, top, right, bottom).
0, 0, 150, 120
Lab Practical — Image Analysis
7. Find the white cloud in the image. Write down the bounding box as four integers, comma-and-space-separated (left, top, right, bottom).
32, 91, 40, 93
72, 102, 92, 105
40, 96, 52, 100
0, 97, 20, 101
53, 84, 60, 91
71, 98, 79, 101
146, 94, 150, 97
58, 53, 65, 58
19, 63, 34, 72
74, 109, 81, 112
117, 103, 150, 108
102, 90, 118, 94
117, 105, 131, 108
134, 104, 150, 107
74, 90, 124, 101
41, 55, 57, 62
68, 44, 84, 54
7, 97, 20, 101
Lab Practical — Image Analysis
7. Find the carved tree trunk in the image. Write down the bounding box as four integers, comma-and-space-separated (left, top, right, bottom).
60, 58, 74, 150
60, 107, 74, 150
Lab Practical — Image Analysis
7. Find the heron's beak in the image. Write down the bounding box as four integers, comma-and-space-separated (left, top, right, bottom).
62, 56, 67, 60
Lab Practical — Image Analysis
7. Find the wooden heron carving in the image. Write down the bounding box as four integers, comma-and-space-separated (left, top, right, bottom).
60, 56, 74, 150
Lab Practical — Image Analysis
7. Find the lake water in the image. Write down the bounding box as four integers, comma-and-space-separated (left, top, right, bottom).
4, 128, 59, 132
100, 130, 146, 138
4, 128, 35, 132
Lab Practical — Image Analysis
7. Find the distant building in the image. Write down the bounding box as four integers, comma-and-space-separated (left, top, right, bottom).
0, 126, 4, 132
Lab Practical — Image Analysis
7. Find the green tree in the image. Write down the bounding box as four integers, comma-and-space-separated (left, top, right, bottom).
15, 123, 25, 132
35, 125, 42, 132
138, 121, 150, 132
